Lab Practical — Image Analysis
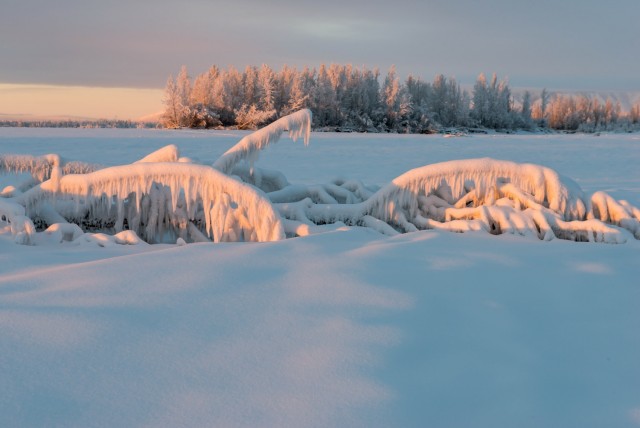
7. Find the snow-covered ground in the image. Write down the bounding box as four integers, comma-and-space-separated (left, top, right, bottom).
1, 128, 639, 427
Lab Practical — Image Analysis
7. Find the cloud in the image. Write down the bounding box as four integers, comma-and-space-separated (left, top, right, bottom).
293, 19, 379, 42
0, 0, 638, 90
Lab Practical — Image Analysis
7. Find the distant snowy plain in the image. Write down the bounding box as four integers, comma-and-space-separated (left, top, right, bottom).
1, 128, 639, 427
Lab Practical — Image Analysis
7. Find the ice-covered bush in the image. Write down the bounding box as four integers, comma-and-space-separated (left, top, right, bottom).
2, 108, 639, 245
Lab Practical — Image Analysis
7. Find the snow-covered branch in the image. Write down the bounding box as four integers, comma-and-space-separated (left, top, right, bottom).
213, 109, 311, 174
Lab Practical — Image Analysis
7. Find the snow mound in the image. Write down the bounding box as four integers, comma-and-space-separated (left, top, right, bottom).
43, 222, 84, 243
368, 158, 587, 220
0, 198, 36, 244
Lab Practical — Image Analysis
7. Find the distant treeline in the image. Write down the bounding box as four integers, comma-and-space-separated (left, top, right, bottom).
0, 119, 157, 129
162, 64, 640, 133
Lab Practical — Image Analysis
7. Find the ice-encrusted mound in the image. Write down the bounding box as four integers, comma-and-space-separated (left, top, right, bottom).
589, 191, 640, 239
276, 158, 638, 244
364, 158, 587, 224
213, 109, 312, 174
19, 163, 284, 243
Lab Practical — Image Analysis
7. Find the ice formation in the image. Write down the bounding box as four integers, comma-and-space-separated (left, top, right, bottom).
0, 144, 179, 188
213, 109, 312, 174
17, 163, 284, 243
2, 109, 639, 245
266, 158, 638, 244
0, 153, 100, 183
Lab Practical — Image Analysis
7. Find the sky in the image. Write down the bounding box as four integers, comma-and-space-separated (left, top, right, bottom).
1, 0, 638, 119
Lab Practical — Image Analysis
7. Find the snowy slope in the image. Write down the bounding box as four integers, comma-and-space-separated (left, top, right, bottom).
1, 129, 640, 427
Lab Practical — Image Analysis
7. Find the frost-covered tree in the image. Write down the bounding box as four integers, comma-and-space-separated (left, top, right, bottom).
189, 66, 221, 128
160, 64, 636, 133
396, 89, 414, 133
429, 74, 465, 127
519, 90, 533, 128
404, 75, 433, 132
218, 66, 245, 125
175, 66, 193, 127
630, 103, 640, 124
531, 88, 550, 126
242, 66, 259, 108
161, 66, 195, 128
313, 64, 339, 127
161, 74, 181, 129
274, 65, 296, 116
471, 73, 489, 127
496, 79, 514, 129
405, 74, 430, 108
604, 98, 621, 127
471, 73, 515, 129
547, 95, 580, 130
257, 64, 276, 115
382, 66, 401, 130
361, 67, 382, 128
283, 73, 310, 116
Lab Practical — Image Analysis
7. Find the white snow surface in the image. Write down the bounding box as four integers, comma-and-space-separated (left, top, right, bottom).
1, 128, 640, 427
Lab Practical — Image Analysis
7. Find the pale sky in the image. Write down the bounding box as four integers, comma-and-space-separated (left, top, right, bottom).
1, 0, 638, 119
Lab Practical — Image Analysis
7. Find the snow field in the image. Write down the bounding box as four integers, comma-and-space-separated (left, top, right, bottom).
1, 123, 640, 427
